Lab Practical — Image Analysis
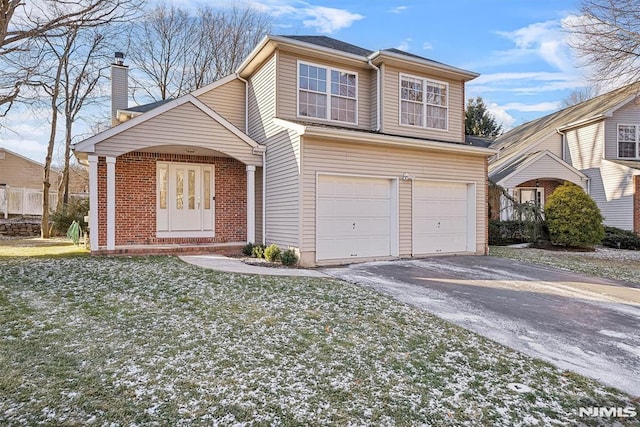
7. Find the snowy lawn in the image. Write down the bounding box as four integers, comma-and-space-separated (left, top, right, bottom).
1, 255, 638, 426
490, 246, 640, 284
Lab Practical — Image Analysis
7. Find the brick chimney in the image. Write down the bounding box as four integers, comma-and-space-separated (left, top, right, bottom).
111, 51, 128, 126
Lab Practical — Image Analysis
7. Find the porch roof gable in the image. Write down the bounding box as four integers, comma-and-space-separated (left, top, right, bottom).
73, 94, 263, 166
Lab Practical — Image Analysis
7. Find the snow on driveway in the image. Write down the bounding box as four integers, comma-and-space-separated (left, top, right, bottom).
324, 256, 640, 396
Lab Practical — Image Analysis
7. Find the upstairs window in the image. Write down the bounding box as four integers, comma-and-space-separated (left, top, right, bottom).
618, 124, 639, 158
400, 74, 448, 130
298, 62, 357, 124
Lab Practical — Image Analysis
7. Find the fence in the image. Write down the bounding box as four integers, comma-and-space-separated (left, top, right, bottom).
0, 186, 58, 218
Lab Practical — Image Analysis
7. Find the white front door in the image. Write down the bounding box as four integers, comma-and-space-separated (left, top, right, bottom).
157, 162, 214, 237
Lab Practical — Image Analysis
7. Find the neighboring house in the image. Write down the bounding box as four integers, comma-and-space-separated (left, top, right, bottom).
0, 147, 60, 189
73, 35, 495, 266
488, 83, 640, 233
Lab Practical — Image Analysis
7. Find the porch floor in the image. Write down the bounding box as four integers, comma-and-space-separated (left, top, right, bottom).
92, 242, 244, 257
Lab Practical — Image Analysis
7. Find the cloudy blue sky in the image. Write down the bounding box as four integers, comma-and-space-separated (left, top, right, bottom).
3, 0, 588, 162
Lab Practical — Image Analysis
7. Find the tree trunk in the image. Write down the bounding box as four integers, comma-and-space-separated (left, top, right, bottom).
56, 115, 72, 212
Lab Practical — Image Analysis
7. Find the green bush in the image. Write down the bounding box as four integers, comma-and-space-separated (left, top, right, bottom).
264, 244, 281, 262
602, 226, 640, 250
252, 244, 266, 259
50, 198, 89, 236
280, 249, 298, 266
489, 220, 530, 245
544, 183, 604, 248
242, 243, 254, 256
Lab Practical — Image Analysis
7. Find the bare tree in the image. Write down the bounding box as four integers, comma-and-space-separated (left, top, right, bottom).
560, 85, 600, 108
565, 0, 640, 86
128, 4, 192, 100
1, 0, 142, 119
129, 4, 270, 101
48, 26, 115, 212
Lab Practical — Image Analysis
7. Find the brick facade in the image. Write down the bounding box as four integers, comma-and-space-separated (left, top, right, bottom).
97, 152, 247, 247
517, 179, 563, 206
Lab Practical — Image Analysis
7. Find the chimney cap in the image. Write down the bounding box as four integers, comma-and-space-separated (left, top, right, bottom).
114, 51, 125, 66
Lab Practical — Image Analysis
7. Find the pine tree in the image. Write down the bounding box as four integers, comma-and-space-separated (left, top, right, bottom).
465, 96, 502, 137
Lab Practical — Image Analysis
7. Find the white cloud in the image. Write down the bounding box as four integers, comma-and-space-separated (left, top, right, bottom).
422, 41, 433, 50
396, 38, 412, 51
502, 101, 561, 112
388, 6, 408, 14
251, 1, 363, 33
495, 20, 574, 72
486, 103, 516, 131
302, 6, 363, 33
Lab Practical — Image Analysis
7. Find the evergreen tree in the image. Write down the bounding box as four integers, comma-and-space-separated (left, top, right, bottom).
465, 96, 502, 137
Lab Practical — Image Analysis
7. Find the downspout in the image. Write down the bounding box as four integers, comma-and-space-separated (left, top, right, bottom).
237, 72, 265, 244
367, 59, 381, 131
262, 151, 266, 245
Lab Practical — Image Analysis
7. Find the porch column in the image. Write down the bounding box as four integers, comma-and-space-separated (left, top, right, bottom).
88, 155, 99, 251
246, 165, 256, 243
106, 156, 116, 250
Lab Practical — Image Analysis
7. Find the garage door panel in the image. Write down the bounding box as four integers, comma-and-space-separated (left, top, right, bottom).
317, 175, 393, 261
413, 181, 470, 255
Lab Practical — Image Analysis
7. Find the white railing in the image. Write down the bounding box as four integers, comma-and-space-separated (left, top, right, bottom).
0, 186, 58, 218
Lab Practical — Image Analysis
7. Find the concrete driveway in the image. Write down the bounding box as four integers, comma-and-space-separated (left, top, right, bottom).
323, 256, 640, 396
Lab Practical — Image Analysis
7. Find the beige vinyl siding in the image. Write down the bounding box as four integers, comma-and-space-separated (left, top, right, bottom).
588, 160, 640, 230
535, 133, 562, 158
196, 78, 246, 131
276, 51, 374, 130
248, 53, 301, 247
382, 64, 464, 143
301, 138, 486, 258
265, 129, 301, 247
248, 54, 278, 142
500, 154, 587, 189
94, 102, 262, 166
605, 100, 640, 159
0, 150, 58, 189
564, 121, 605, 169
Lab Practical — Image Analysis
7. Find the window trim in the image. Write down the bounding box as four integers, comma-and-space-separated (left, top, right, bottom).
297, 60, 358, 125
617, 123, 639, 159
398, 72, 449, 132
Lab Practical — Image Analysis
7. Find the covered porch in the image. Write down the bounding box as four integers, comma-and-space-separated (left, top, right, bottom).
490, 150, 589, 221
73, 95, 264, 254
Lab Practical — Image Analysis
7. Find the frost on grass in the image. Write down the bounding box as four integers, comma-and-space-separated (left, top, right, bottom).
490, 246, 640, 284
0, 256, 637, 426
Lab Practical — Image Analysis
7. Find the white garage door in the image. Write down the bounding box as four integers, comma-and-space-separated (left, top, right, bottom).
413, 181, 470, 254
317, 175, 392, 260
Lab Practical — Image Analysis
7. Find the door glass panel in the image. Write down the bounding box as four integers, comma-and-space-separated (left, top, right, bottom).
188, 169, 196, 209
204, 170, 211, 210
158, 164, 167, 209
176, 169, 184, 210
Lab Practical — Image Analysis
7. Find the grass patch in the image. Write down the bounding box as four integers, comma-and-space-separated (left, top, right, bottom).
489, 245, 640, 284
0, 255, 637, 425
0, 237, 88, 257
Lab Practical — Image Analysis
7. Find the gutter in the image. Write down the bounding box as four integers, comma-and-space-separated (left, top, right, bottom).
274, 118, 496, 157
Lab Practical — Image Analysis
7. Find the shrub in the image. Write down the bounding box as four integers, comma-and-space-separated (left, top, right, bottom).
252, 244, 266, 258
489, 220, 530, 245
264, 244, 281, 262
544, 183, 604, 248
602, 226, 640, 250
280, 249, 298, 266
50, 198, 89, 236
242, 243, 254, 256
